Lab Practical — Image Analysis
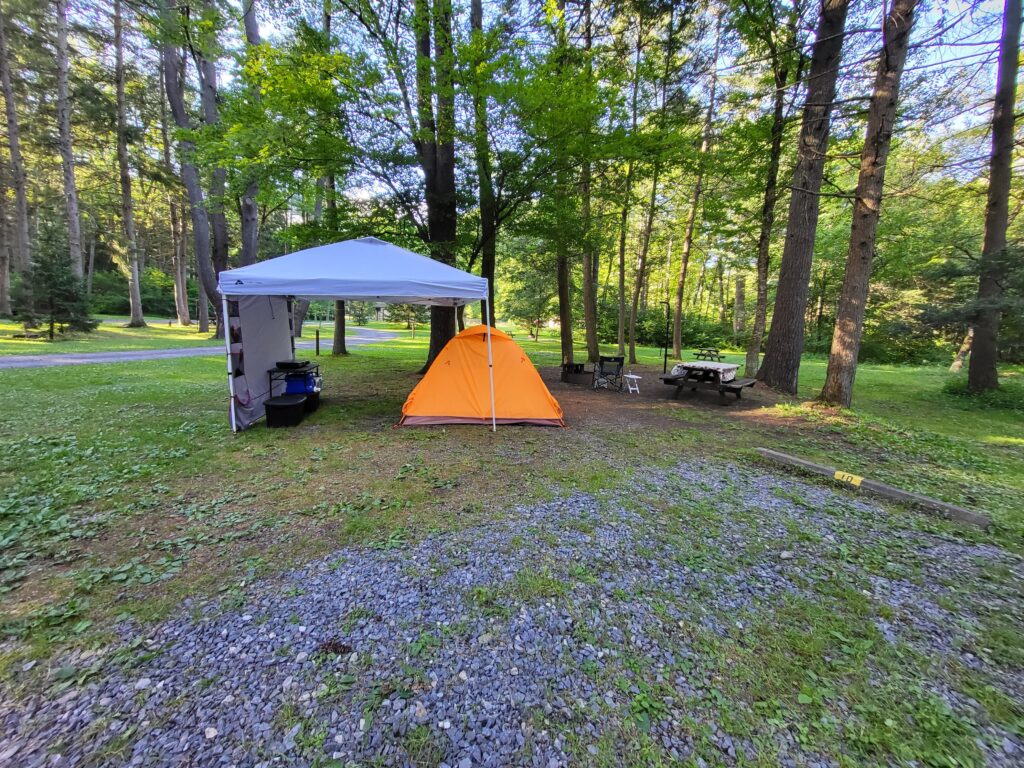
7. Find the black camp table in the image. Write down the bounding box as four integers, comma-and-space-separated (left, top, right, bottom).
268, 362, 321, 398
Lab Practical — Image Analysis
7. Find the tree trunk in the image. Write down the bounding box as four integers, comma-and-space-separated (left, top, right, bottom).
325, 175, 337, 231
950, 327, 973, 373
581, 0, 599, 362
743, 4, 801, 378
629, 167, 660, 363
627, 12, 673, 364
114, 0, 145, 327
744, 86, 784, 376
238, 172, 258, 261
716, 261, 727, 325
86, 236, 94, 295
161, 27, 218, 333
0, 245, 7, 317
171, 210, 190, 324
0, 0, 29, 276
416, 0, 458, 368
821, 0, 918, 407
470, 0, 497, 326
158, 57, 191, 326
197, 277, 209, 333
757, 0, 850, 394
0, 158, 9, 315
0, 217, 8, 317
332, 300, 348, 355
558, 243, 573, 372
194, 35, 229, 288
55, 0, 82, 279
673, 16, 720, 358
968, 0, 1021, 392
815, 271, 828, 341
694, 254, 708, 316
617, 29, 644, 357
239, 0, 261, 267
733, 275, 745, 341
293, 299, 311, 337
616, 162, 633, 356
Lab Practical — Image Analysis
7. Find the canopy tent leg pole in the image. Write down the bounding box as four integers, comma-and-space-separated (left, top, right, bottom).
222, 294, 237, 433
483, 296, 497, 432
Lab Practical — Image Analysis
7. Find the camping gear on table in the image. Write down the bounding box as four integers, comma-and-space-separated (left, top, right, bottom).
265, 394, 307, 427
285, 372, 321, 412
670, 360, 738, 382
284, 371, 317, 394
400, 325, 564, 427
269, 362, 322, 413
276, 360, 310, 370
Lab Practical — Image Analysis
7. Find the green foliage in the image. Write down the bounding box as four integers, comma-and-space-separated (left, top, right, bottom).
941, 376, 1024, 413
596, 297, 730, 349
11, 223, 97, 335
89, 268, 183, 318
389, 304, 429, 332
920, 245, 1024, 364
348, 301, 372, 325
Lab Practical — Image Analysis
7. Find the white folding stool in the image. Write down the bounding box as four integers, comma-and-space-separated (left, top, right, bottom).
625, 371, 641, 394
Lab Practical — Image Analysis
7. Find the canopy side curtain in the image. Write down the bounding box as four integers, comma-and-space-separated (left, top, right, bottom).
225, 295, 293, 432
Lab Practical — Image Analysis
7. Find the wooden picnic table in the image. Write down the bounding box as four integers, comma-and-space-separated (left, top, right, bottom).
660, 361, 756, 399
693, 346, 724, 361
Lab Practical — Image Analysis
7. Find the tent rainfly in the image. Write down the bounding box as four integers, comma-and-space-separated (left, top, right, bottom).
216, 237, 494, 432
400, 325, 564, 426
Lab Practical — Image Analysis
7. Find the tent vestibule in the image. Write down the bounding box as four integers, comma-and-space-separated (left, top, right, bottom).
217, 237, 494, 432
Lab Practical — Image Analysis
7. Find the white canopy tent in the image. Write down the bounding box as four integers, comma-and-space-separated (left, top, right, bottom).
216, 237, 495, 432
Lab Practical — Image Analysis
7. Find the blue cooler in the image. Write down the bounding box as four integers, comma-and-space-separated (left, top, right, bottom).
285, 372, 321, 412
285, 372, 316, 394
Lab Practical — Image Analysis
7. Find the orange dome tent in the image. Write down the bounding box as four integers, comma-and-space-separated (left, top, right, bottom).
400, 325, 564, 427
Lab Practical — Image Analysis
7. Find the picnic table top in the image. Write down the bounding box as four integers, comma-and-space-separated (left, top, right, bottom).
675, 360, 738, 372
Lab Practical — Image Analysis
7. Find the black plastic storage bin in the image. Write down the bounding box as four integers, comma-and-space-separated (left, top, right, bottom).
265, 394, 307, 427
303, 391, 320, 412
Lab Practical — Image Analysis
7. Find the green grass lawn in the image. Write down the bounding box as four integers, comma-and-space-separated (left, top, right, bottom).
0, 316, 415, 356
0, 316, 219, 355
0, 328, 1021, 765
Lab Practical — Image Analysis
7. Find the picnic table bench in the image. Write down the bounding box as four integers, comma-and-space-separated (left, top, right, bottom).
660, 361, 756, 400
693, 346, 724, 361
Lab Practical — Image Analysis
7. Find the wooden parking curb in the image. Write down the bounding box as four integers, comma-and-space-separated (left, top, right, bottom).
755, 448, 992, 530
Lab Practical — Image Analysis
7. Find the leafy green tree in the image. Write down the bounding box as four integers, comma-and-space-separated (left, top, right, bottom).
12, 221, 97, 336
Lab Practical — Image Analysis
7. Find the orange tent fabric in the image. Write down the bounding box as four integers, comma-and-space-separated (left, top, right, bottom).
400, 325, 564, 426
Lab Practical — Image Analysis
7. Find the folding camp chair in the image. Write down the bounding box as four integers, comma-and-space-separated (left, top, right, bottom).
592, 355, 625, 391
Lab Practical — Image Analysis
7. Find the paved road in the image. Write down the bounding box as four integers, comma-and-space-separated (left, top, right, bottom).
0, 328, 398, 370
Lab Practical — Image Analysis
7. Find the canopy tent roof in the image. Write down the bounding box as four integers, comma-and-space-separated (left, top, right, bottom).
217, 237, 487, 307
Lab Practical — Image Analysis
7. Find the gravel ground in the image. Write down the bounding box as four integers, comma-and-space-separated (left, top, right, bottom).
2, 459, 1021, 767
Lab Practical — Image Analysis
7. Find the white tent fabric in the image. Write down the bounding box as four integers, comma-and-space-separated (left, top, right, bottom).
217, 237, 496, 433
218, 236, 488, 306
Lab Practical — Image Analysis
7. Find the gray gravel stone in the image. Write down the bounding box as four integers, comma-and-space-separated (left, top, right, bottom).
1, 459, 1020, 767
